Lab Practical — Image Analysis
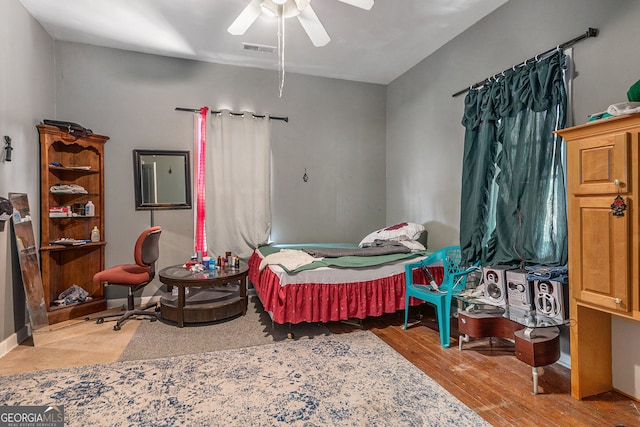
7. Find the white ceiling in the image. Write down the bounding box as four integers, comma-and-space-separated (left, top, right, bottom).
19, 0, 508, 85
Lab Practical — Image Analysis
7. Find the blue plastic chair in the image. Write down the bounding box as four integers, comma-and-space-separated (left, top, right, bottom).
403, 246, 476, 348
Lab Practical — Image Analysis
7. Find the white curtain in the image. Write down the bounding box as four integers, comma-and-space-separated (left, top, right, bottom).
206, 110, 272, 259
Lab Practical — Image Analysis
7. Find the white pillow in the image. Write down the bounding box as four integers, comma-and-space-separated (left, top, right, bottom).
359, 222, 425, 247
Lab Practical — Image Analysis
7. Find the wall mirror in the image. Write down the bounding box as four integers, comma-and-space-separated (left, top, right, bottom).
133, 149, 192, 210
9, 192, 49, 332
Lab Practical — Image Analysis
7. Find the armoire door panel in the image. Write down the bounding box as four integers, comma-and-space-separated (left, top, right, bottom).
575, 197, 630, 312
571, 132, 629, 195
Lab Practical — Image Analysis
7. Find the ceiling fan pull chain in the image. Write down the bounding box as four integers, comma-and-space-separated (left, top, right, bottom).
278, 13, 286, 98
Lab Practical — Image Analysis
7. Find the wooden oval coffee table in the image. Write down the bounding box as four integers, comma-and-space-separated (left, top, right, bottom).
158, 263, 248, 327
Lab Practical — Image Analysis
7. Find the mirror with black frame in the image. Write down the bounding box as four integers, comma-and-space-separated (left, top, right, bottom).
133, 149, 192, 210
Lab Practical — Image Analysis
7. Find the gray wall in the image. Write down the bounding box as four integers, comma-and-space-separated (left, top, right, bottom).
0, 2, 54, 347
52, 42, 387, 300
386, 0, 640, 372
387, 0, 640, 249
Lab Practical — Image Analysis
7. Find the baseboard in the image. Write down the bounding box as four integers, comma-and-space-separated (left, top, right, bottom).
0, 325, 30, 359
557, 353, 570, 369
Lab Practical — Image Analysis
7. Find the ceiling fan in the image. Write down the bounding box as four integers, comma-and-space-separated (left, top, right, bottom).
227, 0, 374, 47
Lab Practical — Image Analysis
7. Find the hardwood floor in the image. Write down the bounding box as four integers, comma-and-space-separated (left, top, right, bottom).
327, 307, 640, 427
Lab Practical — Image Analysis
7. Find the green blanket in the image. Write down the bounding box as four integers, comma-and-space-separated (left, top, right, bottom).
256, 244, 431, 273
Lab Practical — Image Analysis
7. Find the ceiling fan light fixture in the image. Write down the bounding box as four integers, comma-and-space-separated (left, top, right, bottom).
260, 0, 305, 19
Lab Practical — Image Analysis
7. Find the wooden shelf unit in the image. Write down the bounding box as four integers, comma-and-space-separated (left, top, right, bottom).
557, 113, 640, 400
37, 124, 109, 324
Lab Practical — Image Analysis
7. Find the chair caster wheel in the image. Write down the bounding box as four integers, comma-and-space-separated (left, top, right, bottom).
113, 324, 121, 331
287, 332, 294, 339
96, 318, 104, 324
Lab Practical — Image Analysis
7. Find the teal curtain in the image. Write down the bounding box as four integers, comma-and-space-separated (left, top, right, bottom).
460, 51, 568, 266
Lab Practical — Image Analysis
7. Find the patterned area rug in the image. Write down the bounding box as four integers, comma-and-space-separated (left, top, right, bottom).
0, 331, 489, 426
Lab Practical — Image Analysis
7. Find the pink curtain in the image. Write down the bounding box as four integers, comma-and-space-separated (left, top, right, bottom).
194, 107, 208, 256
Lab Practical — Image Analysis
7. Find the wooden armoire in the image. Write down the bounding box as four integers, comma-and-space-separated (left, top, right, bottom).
557, 113, 640, 400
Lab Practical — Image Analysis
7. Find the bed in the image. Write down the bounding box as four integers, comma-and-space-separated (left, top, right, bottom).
247, 222, 444, 325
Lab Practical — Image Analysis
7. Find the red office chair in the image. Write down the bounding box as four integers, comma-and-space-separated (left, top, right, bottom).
94, 226, 162, 330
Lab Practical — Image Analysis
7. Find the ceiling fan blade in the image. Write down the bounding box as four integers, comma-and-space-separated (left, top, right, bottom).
227, 0, 262, 35
336, 0, 374, 10
297, 6, 330, 47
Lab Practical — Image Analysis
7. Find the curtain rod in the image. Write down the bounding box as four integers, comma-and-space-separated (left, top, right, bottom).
175, 107, 288, 122
451, 27, 599, 98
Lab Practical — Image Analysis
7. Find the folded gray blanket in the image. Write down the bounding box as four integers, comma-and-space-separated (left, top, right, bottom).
302, 240, 410, 258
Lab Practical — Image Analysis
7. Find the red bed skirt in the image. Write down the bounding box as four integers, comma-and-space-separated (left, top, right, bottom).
248, 251, 443, 325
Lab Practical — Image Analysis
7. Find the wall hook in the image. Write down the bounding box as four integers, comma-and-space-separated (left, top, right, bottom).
3, 136, 13, 162
303, 168, 308, 182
